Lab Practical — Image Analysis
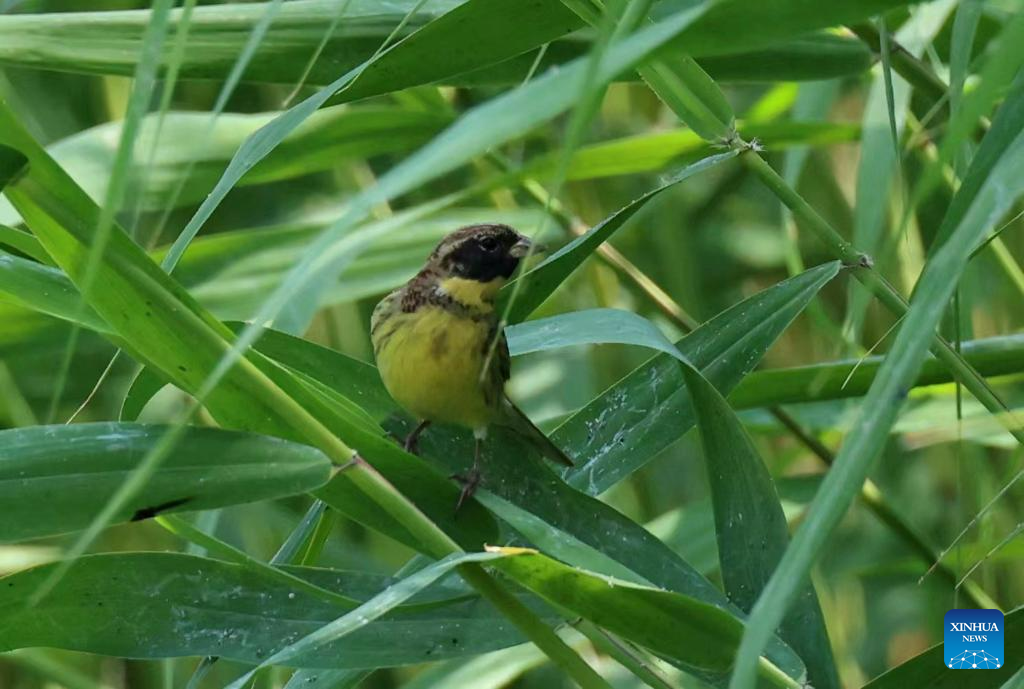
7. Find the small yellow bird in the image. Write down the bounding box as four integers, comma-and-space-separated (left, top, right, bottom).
371, 223, 573, 508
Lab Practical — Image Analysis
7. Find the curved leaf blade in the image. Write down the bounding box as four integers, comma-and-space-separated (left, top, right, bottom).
557, 260, 842, 493
681, 365, 838, 689
507, 308, 684, 361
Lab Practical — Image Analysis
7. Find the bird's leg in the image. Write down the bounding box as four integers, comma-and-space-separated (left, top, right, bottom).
403, 419, 431, 455
453, 431, 485, 513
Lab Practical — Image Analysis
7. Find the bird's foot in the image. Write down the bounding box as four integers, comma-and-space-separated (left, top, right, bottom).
450, 468, 482, 513
403, 433, 420, 455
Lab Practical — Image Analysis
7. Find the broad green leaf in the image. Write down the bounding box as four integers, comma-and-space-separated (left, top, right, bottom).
862, 607, 1022, 688
490, 548, 749, 677
729, 61, 1024, 689
949, 0, 985, 134
558, 261, 842, 493
680, 365, 837, 689
503, 151, 739, 323
0, 552, 549, 668
0, 423, 330, 543
507, 308, 685, 361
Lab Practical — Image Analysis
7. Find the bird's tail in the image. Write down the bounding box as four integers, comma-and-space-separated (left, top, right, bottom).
497, 397, 574, 467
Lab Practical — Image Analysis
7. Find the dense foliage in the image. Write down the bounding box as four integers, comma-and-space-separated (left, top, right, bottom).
0, 1, 1022, 688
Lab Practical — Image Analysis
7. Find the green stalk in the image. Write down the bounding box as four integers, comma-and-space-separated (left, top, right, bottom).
756, 657, 803, 689
575, 621, 680, 689
458, 566, 612, 689
742, 152, 1024, 446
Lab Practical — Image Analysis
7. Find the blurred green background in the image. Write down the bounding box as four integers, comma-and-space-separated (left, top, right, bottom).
1, 0, 1022, 688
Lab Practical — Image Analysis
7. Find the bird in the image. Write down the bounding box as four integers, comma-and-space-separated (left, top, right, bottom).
370, 223, 574, 510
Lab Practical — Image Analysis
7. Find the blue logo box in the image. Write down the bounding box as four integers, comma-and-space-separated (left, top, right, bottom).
945, 609, 1004, 669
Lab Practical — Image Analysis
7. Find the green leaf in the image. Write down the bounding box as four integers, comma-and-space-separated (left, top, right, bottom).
503, 151, 739, 322
728, 61, 1024, 689
862, 607, 1022, 688
0, 552, 549, 668
680, 365, 837, 689
490, 548, 744, 675
558, 261, 842, 493
507, 308, 685, 361
0, 423, 331, 543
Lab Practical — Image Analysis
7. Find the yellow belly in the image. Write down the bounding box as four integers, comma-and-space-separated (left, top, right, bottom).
375, 307, 497, 430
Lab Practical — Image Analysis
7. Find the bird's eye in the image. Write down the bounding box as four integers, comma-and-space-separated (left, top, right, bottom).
479, 236, 499, 252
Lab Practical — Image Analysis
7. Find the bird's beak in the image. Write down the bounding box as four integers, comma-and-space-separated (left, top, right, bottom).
510, 236, 544, 258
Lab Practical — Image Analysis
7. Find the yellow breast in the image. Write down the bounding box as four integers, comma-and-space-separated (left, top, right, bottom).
374, 306, 498, 430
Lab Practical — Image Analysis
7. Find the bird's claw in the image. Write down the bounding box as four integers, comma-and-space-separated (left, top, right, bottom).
450, 468, 482, 513
403, 434, 420, 455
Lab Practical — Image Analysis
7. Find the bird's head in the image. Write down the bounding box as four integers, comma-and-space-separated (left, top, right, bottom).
422, 224, 540, 305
